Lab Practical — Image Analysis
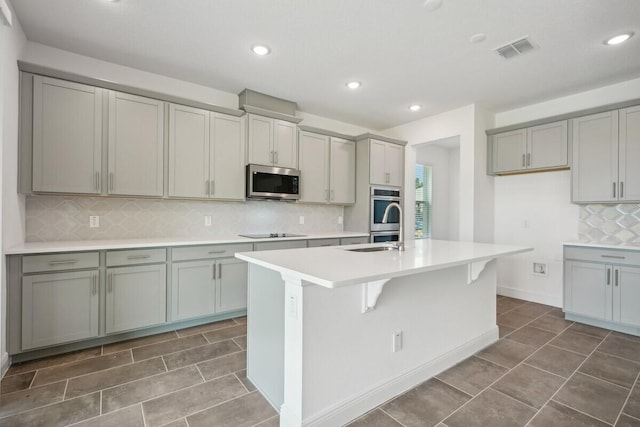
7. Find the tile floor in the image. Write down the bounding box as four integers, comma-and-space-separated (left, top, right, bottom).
0, 297, 639, 426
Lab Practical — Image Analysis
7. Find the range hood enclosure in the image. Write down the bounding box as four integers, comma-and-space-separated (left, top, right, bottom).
238, 89, 297, 116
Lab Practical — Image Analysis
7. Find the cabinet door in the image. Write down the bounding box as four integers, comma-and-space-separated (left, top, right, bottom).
613, 266, 640, 327
385, 143, 404, 187
32, 76, 102, 194
108, 92, 165, 196
491, 129, 527, 173
216, 258, 248, 313
527, 120, 568, 169
274, 120, 298, 168
298, 131, 329, 203
369, 139, 387, 185
330, 138, 356, 204
22, 270, 99, 350
168, 104, 210, 198
247, 115, 274, 165
572, 111, 619, 203
565, 261, 611, 321
618, 106, 640, 202
172, 260, 215, 321
106, 265, 166, 333
211, 113, 245, 200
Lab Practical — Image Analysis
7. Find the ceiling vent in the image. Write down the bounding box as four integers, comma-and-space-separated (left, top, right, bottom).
495, 37, 536, 59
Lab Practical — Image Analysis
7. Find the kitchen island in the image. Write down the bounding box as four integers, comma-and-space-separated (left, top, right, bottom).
235, 239, 531, 427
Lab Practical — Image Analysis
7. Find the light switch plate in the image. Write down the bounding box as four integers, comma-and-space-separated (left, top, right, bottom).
89, 216, 100, 228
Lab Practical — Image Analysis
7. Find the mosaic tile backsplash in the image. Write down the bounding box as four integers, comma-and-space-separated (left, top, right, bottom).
578, 204, 640, 245
25, 196, 345, 242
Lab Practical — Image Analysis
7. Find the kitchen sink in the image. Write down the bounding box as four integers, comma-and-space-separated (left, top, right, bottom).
346, 246, 397, 252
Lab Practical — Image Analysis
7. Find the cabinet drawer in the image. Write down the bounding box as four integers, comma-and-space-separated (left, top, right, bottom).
172, 243, 253, 261
564, 246, 640, 266
23, 252, 99, 274
307, 238, 340, 248
107, 248, 166, 266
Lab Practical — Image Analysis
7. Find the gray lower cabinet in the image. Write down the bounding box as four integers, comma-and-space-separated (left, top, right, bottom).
22, 270, 99, 350
564, 246, 640, 332
216, 258, 249, 313
172, 260, 217, 321
106, 264, 167, 334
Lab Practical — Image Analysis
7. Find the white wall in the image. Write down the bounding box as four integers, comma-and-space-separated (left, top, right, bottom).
1, 0, 26, 376
492, 78, 640, 306
448, 147, 460, 240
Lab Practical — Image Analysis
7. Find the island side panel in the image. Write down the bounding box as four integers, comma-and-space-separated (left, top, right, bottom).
246, 264, 285, 410
298, 260, 499, 425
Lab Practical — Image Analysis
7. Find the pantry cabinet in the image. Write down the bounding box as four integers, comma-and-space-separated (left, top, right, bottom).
168, 105, 245, 200
370, 139, 403, 186
572, 106, 640, 203
247, 114, 298, 168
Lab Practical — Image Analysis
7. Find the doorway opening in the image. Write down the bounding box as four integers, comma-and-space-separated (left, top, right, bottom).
415, 164, 432, 239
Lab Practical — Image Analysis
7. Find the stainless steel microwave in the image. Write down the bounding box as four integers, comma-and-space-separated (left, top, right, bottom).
246, 164, 300, 201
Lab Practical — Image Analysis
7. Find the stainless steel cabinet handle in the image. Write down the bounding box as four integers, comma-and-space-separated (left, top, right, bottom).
620, 181, 624, 198
606, 268, 611, 285
526, 153, 531, 167
615, 269, 619, 287
109, 172, 114, 192
49, 260, 78, 265
601, 255, 625, 259
210, 180, 215, 196
127, 254, 151, 260
92, 275, 97, 295
613, 182, 616, 198
218, 264, 222, 279
208, 250, 226, 254
522, 154, 526, 167
108, 273, 113, 293
212, 264, 216, 279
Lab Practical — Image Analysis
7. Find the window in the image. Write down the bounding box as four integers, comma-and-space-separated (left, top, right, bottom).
415, 164, 432, 239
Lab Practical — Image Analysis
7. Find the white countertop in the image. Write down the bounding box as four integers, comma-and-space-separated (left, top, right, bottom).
235, 239, 532, 288
5, 232, 370, 255
564, 242, 640, 252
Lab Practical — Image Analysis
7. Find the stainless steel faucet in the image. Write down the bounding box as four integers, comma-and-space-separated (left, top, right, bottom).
382, 202, 404, 251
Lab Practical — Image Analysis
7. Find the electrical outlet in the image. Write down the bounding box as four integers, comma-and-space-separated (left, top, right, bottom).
89, 216, 100, 228
338, 216, 343, 225
533, 262, 548, 276
204, 215, 212, 226
392, 331, 403, 352
299, 216, 305, 225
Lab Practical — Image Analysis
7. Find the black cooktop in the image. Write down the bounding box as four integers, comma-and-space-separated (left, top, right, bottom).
239, 233, 307, 239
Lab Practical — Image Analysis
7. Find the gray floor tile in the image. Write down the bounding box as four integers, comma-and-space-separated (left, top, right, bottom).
382, 378, 471, 426
163, 340, 241, 371
72, 404, 145, 427
254, 416, 280, 427
160, 419, 189, 427
102, 365, 203, 413
186, 391, 276, 427
66, 357, 166, 399
511, 302, 554, 318
525, 344, 586, 378
569, 322, 611, 339
132, 334, 207, 362
444, 387, 537, 427
599, 335, 640, 363
5, 347, 102, 376
528, 314, 573, 334
203, 325, 247, 343
554, 372, 630, 424
197, 350, 247, 380
0, 381, 66, 418
611, 331, 640, 343
103, 331, 178, 354
491, 364, 564, 409
176, 319, 238, 338
579, 351, 640, 389
234, 316, 247, 325
233, 335, 248, 350
549, 330, 604, 355
475, 339, 537, 369
142, 374, 247, 427
0, 392, 99, 427
436, 356, 507, 396
0, 371, 35, 395
505, 326, 556, 348
617, 414, 640, 427
31, 350, 132, 387
547, 307, 565, 318
236, 370, 256, 392
499, 325, 515, 338
624, 383, 640, 419
497, 311, 537, 329
528, 400, 609, 427
347, 409, 403, 427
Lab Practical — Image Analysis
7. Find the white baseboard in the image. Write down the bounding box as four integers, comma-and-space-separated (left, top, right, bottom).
497, 286, 562, 308
297, 328, 498, 427
1, 352, 10, 378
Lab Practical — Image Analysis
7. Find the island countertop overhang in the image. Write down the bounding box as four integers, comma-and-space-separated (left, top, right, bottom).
235, 239, 532, 288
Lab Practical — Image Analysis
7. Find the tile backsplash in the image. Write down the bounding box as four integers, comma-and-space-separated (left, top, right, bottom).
578, 204, 640, 245
25, 196, 345, 242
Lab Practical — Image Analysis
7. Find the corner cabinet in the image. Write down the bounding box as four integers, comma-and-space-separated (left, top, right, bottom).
489, 120, 568, 175
564, 245, 640, 335
370, 139, 403, 186
247, 114, 298, 168
168, 104, 245, 200
572, 106, 640, 203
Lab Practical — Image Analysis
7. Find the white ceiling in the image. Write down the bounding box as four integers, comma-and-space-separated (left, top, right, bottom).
11, 0, 640, 130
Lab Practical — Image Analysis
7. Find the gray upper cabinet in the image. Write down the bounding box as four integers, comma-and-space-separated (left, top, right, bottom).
32, 76, 103, 194
370, 139, 403, 187
490, 120, 568, 174
330, 137, 356, 204
572, 107, 640, 203
108, 91, 165, 196
247, 114, 298, 168
169, 104, 245, 200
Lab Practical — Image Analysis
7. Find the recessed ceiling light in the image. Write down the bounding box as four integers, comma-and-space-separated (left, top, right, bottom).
423, 0, 443, 11
251, 44, 271, 56
605, 32, 634, 45
409, 104, 422, 112
346, 81, 361, 89
469, 33, 486, 44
